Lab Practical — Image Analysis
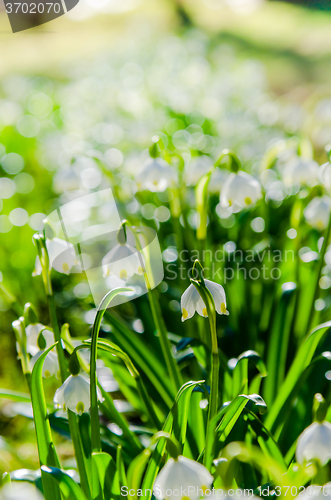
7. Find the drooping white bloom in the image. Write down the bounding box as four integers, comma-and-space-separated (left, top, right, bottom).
54, 374, 104, 415
296, 421, 331, 465
154, 456, 213, 500
136, 158, 176, 192
282, 157, 319, 187
220, 171, 262, 212
304, 195, 331, 230
208, 168, 230, 194
25, 323, 55, 356
33, 237, 79, 276
181, 279, 229, 322
1, 482, 44, 500
185, 156, 212, 186
30, 350, 59, 379
319, 162, 331, 192
71, 343, 119, 392
102, 242, 145, 280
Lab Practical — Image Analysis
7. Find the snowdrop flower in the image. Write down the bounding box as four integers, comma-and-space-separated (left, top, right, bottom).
282, 157, 319, 187
1, 482, 44, 500
181, 279, 229, 321
185, 156, 211, 186
208, 168, 230, 194
296, 421, 331, 465
136, 158, 176, 192
319, 162, 331, 192
33, 237, 79, 276
54, 374, 104, 415
102, 231, 145, 280
25, 323, 55, 356
30, 350, 59, 378
153, 456, 213, 500
304, 195, 331, 230
220, 171, 262, 212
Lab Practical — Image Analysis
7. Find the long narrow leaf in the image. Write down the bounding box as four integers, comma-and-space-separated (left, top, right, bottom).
31, 344, 61, 500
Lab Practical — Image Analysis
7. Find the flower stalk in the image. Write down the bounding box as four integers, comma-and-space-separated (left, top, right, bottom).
190, 261, 219, 466
33, 232, 91, 499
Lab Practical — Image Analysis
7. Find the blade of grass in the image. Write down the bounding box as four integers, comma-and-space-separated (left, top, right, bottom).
30, 344, 61, 500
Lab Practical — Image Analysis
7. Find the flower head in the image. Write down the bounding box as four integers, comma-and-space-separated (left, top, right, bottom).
33, 237, 79, 276
282, 157, 318, 187
220, 171, 262, 212
181, 279, 229, 321
296, 421, 331, 465
25, 323, 55, 356
102, 242, 144, 280
304, 195, 331, 230
54, 374, 104, 415
30, 350, 59, 379
319, 162, 331, 192
136, 158, 176, 192
153, 456, 213, 500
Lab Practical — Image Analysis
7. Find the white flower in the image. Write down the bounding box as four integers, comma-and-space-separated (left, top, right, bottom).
185, 156, 212, 186
319, 162, 331, 192
102, 242, 144, 280
153, 456, 213, 500
296, 421, 331, 465
30, 350, 59, 379
54, 374, 104, 415
136, 158, 176, 192
304, 195, 331, 230
25, 323, 55, 356
220, 171, 262, 212
208, 168, 230, 194
181, 279, 229, 321
33, 237, 79, 276
1, 482, 44, 500
282, 157, 319, 187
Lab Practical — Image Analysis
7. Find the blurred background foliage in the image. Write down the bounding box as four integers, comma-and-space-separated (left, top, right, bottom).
1, 0, 331, 472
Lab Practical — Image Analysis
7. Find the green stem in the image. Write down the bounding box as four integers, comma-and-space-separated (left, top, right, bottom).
306, 213, 331, 333
135, 375, 161, 430
90, 288, 132, 453
204, 312, 219, 466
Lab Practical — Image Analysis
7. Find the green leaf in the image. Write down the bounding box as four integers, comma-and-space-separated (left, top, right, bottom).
265, 321, 331, 432
0, 389, 32, 403
41, 467, 87, 500
30, 344, 61, 500
92, 452, 119, 500
105, 311, 173, 408
93, 338, 160, 430
204, 394, 267, 470
90, 288, 133, 454
127, 449, 151, 500
232, 350, 267, 398
116, 446, 127, 488
141, 381, 204, 498
264, 283, 297, 405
